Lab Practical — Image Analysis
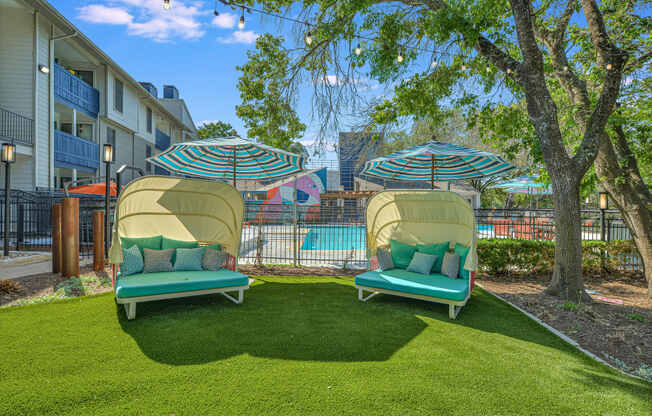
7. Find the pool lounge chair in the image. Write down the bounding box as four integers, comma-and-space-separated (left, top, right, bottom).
356, 190, 477, 319
108, 176, 250, 319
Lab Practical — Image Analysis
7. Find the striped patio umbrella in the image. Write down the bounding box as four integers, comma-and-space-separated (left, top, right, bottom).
492, 175, 552, 195
146, 136, 306, 186
361, 140, 515, 188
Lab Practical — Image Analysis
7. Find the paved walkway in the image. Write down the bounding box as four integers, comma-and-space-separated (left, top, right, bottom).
2, 260, 52, 280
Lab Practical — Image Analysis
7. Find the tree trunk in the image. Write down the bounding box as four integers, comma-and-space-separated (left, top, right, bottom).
543, 174, 592, 302
594, 134, 652, 295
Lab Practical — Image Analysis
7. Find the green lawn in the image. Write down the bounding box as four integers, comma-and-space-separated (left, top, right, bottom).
1, 276, 650, 415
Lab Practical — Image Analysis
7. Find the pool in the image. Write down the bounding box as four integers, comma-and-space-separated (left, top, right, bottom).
302, 225, 366, 250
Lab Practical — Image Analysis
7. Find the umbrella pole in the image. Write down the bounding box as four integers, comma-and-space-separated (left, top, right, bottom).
232, 147, 237, 188
431, 155, 435, 190
293, 175, 298, 267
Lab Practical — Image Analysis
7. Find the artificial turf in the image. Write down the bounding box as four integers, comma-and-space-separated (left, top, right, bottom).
0, 276, 650, 415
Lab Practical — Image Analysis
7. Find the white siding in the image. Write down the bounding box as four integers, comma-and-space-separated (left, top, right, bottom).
106, 69, 138, 132
0, 6, 34, 118
35, 16, 50, 188
0, 155, 34, 191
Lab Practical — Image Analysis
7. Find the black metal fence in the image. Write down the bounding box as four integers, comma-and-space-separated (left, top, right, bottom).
0, 191, 641, 271
0, 190, 114, 259
0, 107, 34, 145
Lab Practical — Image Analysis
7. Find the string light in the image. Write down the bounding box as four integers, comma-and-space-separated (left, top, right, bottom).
606, 63, 612, 70
305, 30, 313, 45
461, 63, 467, 71
397, 51, 404, 63
163, 0, 170, 10
431, 60, 437, 68
486, 65, 491, 73
506, 68, 512, 74
563, 65, 568, 71
238, 6, 245, 29
355, 44, 362, 56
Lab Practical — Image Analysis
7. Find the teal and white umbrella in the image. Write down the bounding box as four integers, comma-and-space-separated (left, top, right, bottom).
492, 175, 552, 195
147, 136, 306, 186
361, 140, 515, 188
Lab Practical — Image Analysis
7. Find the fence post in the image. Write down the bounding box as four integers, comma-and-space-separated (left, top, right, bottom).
293, 175, 298, 267
93, 210, 104, 272
61, 198, 79, 278
51, 204, 62, 273
16, 203, 24, 250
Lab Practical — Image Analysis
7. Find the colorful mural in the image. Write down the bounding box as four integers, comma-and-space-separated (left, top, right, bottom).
247, 168, 327, 222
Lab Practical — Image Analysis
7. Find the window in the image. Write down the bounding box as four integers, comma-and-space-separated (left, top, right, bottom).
145, 144, 152, 173
146, 107, 152, 133
114, 78, 123, 113
107, 127, 116, 160
73, 70, 94, 86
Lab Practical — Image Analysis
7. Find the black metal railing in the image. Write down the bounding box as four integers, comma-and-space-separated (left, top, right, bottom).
0, 107, 34, 145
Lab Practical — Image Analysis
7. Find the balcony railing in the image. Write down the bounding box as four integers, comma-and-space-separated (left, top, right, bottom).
0, 107, 33, 145
54, 63, 100, 119
155, 129, 171, 150
54, 129, 99, 172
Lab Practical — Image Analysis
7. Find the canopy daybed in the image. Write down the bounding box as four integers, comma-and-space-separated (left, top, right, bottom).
355, 190, 477, 319
108, 176, 250, 319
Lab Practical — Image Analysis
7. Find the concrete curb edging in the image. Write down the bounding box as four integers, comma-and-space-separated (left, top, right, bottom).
476, 283, 649, 383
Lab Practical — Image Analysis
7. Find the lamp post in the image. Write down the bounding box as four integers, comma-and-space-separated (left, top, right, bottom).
599, 189, 608, 241
103, 144, 114, 256
2, 143, 16, 257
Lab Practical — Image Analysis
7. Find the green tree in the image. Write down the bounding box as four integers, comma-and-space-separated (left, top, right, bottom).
252, 0, 648, 300
197, 121, 236, 139
236, 34, 306, 151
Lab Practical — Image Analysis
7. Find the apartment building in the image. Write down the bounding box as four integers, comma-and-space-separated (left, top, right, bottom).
0, 0, 197, 190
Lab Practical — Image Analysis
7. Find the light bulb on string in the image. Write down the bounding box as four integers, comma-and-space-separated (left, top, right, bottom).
397, 51, 404, 63
431, 60, 437, 68
163, 0, 170, 10
305, 31, 312, 45
355, 44, 362, 56
461, 63, 467, 71
238, 7, 245, 29
486, 65, 491, 73
606, 63, 612, 70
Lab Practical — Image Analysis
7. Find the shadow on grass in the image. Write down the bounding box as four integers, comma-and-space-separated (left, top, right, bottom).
119, 280, 429, 364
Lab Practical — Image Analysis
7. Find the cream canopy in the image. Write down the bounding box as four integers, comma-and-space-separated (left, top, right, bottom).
108, 176, 244, 264
366, 190, 477, 273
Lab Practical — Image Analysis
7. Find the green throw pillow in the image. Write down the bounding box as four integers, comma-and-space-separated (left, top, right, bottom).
120, 235, 162, 256
417, 242, 450, 273
120, 244, 144, 276
406, 252, 438, 275
389, 239, 417, 269
162, 237, 199, 264
454, 243, 471, 279
174, 247, 205, 272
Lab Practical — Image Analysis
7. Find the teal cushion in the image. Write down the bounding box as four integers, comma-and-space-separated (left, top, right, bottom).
355, 269, 469, 302
162, 237, 199, 264
115, 269, 249, 298
174, 247, 204, 271
390, 239, 417, 269
120, 244, 144, 276
120, 235, 162, 256
454, 243, 471, 279
417, 242, 450, 273
406, 252, 438, 275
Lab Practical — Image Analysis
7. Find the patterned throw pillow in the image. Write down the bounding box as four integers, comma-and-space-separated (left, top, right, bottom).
202, 248, 228, 271
406, 252, 438, 275
417, 242, 450, 273
441, 252, 460, 279
454, 243, 471, 279
121, 244, 144, 276
142, 248, 174, 273
174, 247, 205, 271
376, 247, 394, 271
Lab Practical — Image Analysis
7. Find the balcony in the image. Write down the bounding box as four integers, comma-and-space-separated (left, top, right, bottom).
54, 129, 99, 172
0, 107, 33, 145
54, 63, 100, 119
155, 129, 171, 150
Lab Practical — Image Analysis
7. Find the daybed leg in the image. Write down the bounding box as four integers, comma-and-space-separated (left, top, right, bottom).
358, 288, 379, 302
221, 289, 244, 305
124, 303, 136, 320
449, 304, 461, 320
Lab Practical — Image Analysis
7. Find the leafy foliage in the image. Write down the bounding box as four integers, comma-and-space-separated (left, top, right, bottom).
197, 121, 236, 139
236, 34, 306, 151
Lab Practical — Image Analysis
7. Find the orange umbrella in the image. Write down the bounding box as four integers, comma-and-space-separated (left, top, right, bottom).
65, 181, 119, 197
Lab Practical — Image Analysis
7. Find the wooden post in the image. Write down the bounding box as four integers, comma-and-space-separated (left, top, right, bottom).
93, 210, 105, 272
61, 198, 79, 278
51, 203, 62, 273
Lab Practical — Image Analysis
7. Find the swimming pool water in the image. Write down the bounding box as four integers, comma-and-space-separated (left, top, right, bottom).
301, 224, 494, 250
302, 225, 366, 250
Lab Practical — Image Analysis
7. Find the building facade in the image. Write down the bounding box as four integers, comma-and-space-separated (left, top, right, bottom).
0, 0, 197, 190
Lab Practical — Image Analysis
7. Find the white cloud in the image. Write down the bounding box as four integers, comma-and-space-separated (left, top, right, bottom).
77, 5, 133, 25
212, 12, 236, 29
217, 30, 259, 44
77, 0, 205, 42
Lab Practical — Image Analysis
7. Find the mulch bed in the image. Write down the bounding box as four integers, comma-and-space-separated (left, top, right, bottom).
477, 272, 651, 379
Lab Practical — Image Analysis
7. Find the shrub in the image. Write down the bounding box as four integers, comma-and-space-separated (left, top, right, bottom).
477, 239, 639, 277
